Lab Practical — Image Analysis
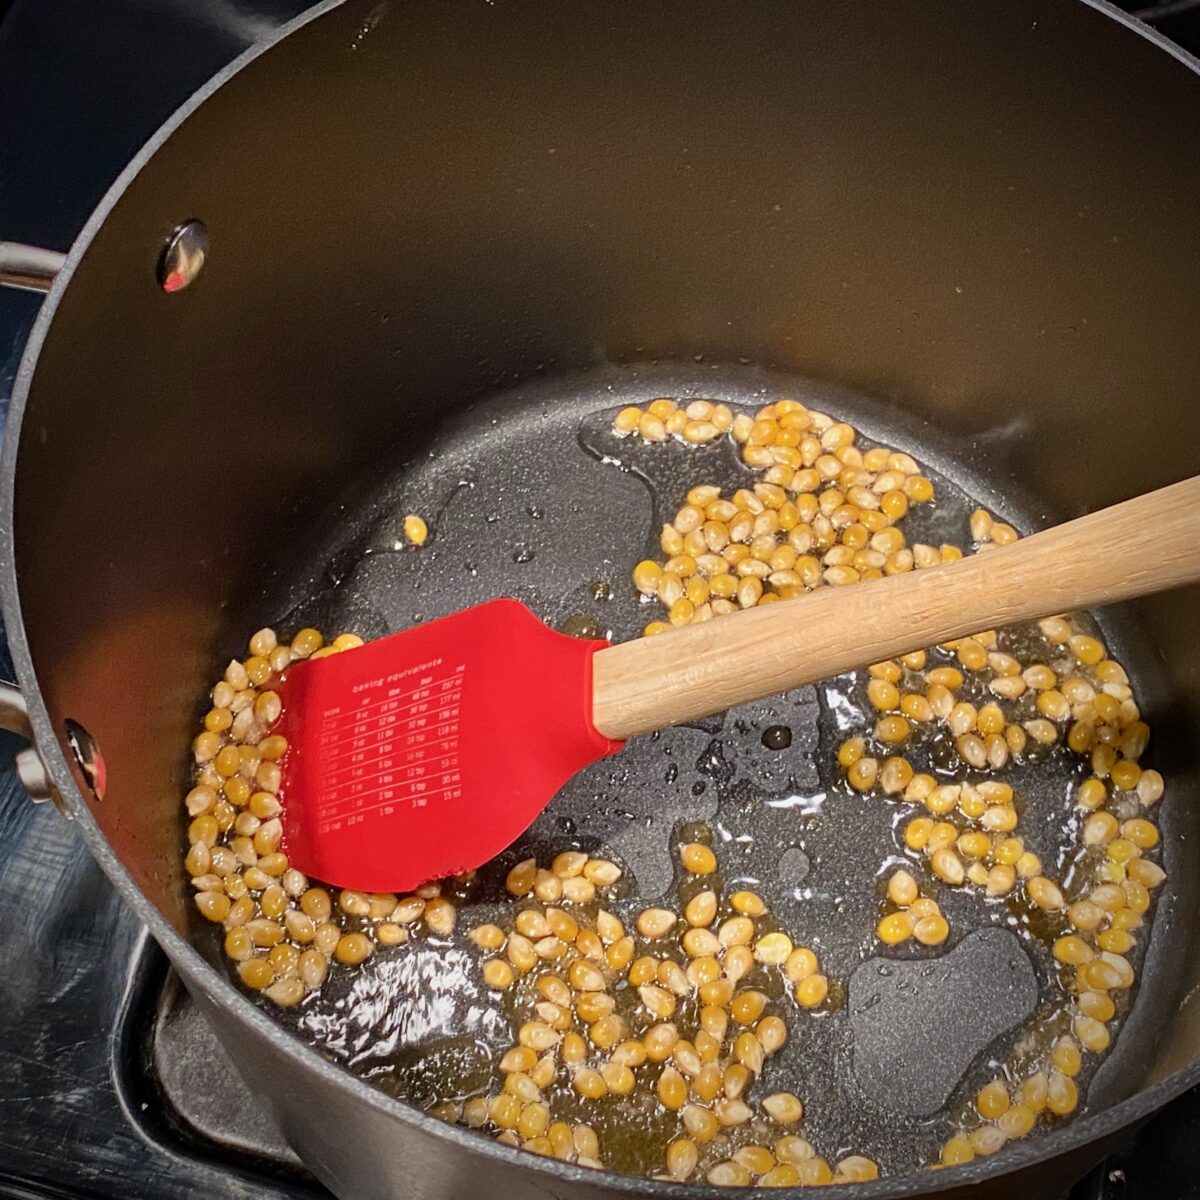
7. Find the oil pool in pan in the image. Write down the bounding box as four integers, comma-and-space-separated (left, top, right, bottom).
181, 368, 1169, 1185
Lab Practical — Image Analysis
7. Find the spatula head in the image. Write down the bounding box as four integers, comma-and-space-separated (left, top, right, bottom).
273, 599, 622, 892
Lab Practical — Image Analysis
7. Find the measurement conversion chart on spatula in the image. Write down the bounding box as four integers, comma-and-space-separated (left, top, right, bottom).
313, 660, 466, 835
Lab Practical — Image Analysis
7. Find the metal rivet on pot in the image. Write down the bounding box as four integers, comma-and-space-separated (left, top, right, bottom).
65, 718, 106, 801
158, 219, 208, 293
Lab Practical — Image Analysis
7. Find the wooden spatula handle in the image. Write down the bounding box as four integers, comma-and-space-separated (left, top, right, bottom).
591, 475, 1200, 741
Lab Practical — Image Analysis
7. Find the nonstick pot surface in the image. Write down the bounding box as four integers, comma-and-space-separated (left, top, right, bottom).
187, 363, 1191, 1177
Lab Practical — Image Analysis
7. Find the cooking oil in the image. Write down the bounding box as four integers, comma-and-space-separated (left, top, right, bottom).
206, 366, 1171, 1179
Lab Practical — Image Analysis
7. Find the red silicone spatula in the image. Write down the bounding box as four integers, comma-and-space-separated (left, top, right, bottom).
273, 476, 1200, 892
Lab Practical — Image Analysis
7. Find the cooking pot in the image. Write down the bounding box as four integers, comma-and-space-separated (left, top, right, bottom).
2, 1, 1199, 1197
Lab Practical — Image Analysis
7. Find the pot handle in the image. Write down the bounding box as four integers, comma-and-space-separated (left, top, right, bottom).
0, 680, 66, 811
0, 242, 65, 294
1, 245, 69, 813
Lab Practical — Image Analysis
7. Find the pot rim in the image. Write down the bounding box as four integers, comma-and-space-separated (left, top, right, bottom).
3, 1, 1199, 1194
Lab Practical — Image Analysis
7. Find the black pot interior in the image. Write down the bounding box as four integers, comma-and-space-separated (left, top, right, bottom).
8, 0, 1200, 1181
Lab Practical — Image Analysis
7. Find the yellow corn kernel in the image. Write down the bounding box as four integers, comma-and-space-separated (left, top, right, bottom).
1046, 1071, 1079, 1115
795, 974, 828, 1009
1074, 1014, 1111, 1053
941, 1136, 975, 1166
886, 869, 919, 907
754, 931, 794, 965
1076, 778, 1108, 811
730, 989, 767, 1025
904, 816, 934, 851
1052, 1037, 1082, 1077
847, 757, 879, 792
1111, 758, 1143, 790
1069, 634, 1105, 666
877, 911, 914, 945
730, 890, 766, 917
876, 714, 911, 744
837, 1156, 880, 1182
958, 831, 992, 859
1027, 876, 1065, 910
785, 947, 819, 983
914, 914, 950, 946
867, 678, 900, 711
1136, 769, 1164, 805
657, 1066, 687, 1111
1079, 990, 1117, 1022
999, 1103, 1036, 1139
632, 559, 663, 595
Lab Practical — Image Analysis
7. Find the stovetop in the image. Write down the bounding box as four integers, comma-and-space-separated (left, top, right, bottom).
2, 2, 1199, 1197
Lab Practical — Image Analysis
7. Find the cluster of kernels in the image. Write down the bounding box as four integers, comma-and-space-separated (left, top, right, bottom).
185, 625, 462, 1006
968, 507, 1020, 552
840, 709, 1039, 903
937, 1048, 1088, 1168
835, 511, 1159, 907
811, 501, 1165, 1167
612, 397, 735, 446
876, 870, 950, 947
437, 852, 626, 1165
660, 850, 855, 1186
454, 844, 875, 1184
844, 655, 1155, 910
433, 1086, 604, 1170
851, 644, 1035, 777
933, 617, 1166, 1167
671, 857, 875, 1193
698, 1146, 879, 1188
503, 851, 625, 906
848, 616, 1163, 916
618, 398, 940, 636
1031, 616, 1159, 804
899, 785, 1043, 901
